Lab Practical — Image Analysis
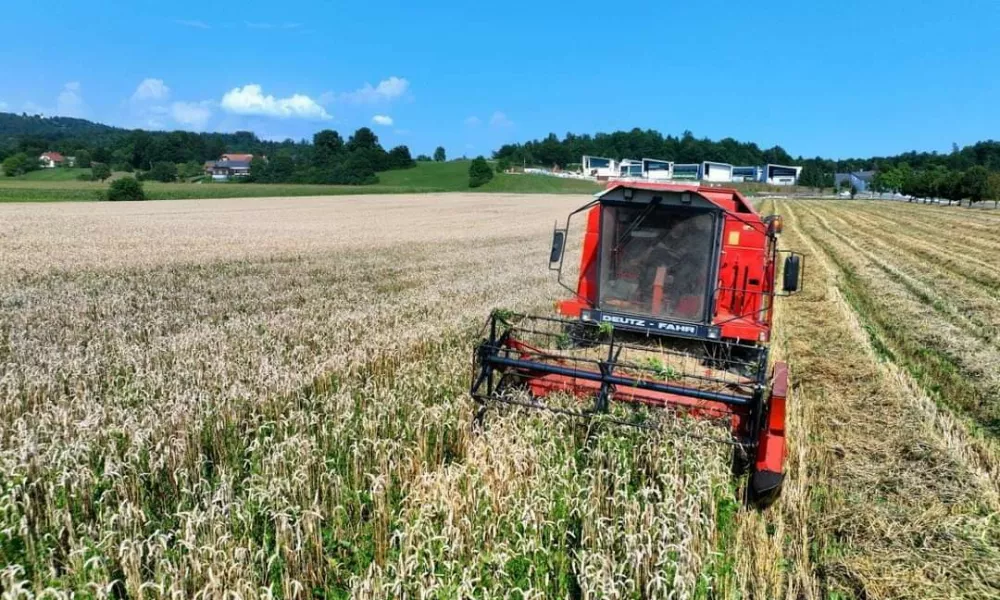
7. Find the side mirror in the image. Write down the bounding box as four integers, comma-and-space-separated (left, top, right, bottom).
764, 214, 784, 235
783, 254, 801, 292
549, 230, 566, 264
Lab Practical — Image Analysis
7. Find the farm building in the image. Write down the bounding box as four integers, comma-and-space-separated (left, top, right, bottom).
764, 164, 802, 185
39, 152, 72, 168
205, 159, 252, 181
834, 170, 875, 193
204, 154, 259, 180
641, 158, 673, 180
699, 161, 733, 183
732, 166, 763, 182
672, 163, 700, 181
582, 155, 617, 179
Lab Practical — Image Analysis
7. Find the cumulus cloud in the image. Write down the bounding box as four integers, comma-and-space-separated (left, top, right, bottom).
132, 78, 170, 102
464, 116, 481, 127
220, 84, 330, 120
338, 76, 410, 104
171, 101, 213, 129
489, 111, 513, 127
176, 19, 210, 29
56, 82, 85, 117
371, 115, 393, 126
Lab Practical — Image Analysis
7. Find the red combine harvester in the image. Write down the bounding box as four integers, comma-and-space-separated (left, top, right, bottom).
471, 182, 803, 505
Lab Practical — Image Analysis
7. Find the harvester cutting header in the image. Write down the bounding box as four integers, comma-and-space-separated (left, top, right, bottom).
472, 182, 803, 505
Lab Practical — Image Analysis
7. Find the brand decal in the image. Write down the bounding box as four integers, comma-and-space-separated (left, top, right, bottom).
598, 312, 699, 335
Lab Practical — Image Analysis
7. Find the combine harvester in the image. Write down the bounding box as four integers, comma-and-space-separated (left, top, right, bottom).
471, 182, 803, 505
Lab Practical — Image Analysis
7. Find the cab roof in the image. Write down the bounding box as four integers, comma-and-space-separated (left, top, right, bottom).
597, 181, 758, 214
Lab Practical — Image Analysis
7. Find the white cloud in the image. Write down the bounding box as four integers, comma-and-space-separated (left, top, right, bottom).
220, 84, 330, 120
464, 116, 481, 126
132, 78, 170, 102
171, 101, 213, 129
338, 76, 410, 104
371, 114, 393, 126
0, 101, 8, 111
176, 19, 210, 29
56, 82, 85, 117
489, 111, 513, 128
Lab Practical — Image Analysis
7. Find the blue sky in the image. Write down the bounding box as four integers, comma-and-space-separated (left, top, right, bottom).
1, 0, 997, 159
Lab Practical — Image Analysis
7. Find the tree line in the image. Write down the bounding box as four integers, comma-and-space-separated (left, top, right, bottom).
494, 130, 796, 170
869, 164, 1000, 206
0, 113, 416, 184
492, 128, 1000, 189
246, 128, 414, 185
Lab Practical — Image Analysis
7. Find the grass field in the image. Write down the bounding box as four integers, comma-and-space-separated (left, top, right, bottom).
2, 195, 1000, 598
13, 167, 94, 181
0, 161, 601, 202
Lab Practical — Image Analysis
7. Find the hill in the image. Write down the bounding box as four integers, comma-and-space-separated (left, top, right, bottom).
0, 113, 124, 150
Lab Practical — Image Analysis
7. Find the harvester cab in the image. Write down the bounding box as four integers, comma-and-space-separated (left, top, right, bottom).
471, 182, 803, 506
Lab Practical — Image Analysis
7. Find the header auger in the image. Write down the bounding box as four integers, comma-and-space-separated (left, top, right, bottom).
471, 182, 803, 506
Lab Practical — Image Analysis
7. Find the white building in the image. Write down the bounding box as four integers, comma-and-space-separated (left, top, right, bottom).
672, 163, 700, 181
732, 166, 763, 183
641, 158, 673, 180
699, 161, 733, 183
39, 152, 67, 168
582, 155, 617, 179
764, 164, 802, 185
617, 159, 643, 178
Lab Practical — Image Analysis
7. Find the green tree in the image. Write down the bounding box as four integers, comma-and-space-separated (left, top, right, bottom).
106, 176, 145, 201
346, 127, 379, 153
75, 149, 92, 168
934, 168, 964, 205
387, 145, 415, 169
416, 154, 432, 161
2, 153, 27, 176
497, 158, 511, 173
249, 156, 269, 182
1, 152, 41, 176
267, 152, 297, 182
989, 172, 1000, 209
148, 161, 178, 182
433, 146, 446, 162
91, 162, 112, 181
468, 156, 494, 188
177, 161, 203, 180
961, 166, 990, 206
313, 129, 344, 167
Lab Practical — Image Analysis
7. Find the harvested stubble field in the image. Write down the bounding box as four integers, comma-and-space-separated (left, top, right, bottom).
2, 193, 1000, 599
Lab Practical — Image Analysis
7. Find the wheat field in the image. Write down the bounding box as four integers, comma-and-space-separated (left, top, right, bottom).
2, 193, 1000, 599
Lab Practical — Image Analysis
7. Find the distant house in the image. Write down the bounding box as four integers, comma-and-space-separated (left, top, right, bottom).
39, 152, 66, 168
204, 154, 256, 180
